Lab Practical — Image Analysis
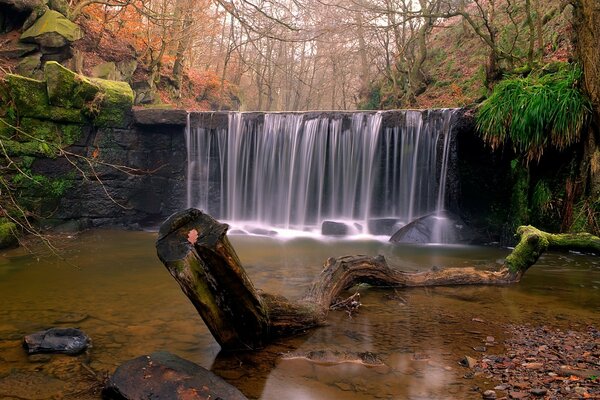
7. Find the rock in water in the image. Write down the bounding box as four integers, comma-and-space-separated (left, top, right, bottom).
23, 327, 90, 355
103, 351, 248, 400
389, 211, 476, 244
321, 221, 349, 236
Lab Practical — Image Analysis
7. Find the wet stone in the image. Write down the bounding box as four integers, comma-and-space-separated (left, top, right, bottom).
23, 327, 90, 355
103, 351, 248, 400
530, 387, 547, 396
482, 389, 497, 399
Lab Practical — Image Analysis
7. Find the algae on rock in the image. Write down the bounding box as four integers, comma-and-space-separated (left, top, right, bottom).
44, 61, 99, 109
20, 10, 82, 48
0, 220, 18, 249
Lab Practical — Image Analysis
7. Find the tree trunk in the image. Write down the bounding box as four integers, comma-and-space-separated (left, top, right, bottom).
156, 210, 600, 351
570, 0, 600, 231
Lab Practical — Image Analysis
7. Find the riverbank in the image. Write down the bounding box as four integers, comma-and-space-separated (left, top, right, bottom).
473, 324, 600, 399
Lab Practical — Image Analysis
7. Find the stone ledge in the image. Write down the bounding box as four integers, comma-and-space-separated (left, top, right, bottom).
133, 108, 189, 126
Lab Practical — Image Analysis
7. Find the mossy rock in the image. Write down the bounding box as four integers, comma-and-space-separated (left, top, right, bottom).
19, 118, 82, 146
87, 78, 134, 128
20, 10, 82, 48
0, 221, 19, 249
5, 74, 85, 123
92, 62, 119, 81
45, 61, 99, 109
16, 53, 43, 80
48, 0, 69, 17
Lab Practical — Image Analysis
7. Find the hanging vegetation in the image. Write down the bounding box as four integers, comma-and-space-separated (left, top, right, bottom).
476, 64, 592, 162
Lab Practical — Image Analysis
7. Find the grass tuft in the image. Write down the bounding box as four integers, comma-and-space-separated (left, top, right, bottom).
476, 64, 592, 163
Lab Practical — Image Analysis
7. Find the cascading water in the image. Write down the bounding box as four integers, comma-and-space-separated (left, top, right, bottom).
185, 109, 455, 238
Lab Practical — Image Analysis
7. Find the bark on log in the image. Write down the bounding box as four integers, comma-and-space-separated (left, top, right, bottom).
156, 210, 600, 351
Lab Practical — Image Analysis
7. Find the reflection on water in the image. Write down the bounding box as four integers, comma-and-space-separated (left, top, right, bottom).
0, 230, 598, 399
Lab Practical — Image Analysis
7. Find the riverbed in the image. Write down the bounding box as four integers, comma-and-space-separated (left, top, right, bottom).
0, 230, 598, 399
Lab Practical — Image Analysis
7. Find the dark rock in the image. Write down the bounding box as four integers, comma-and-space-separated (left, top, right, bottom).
103, 351, 248, 400
133, 108, 188, 126
0, 42, 37, 58
0, 0, 44, 13
21, 3, 46, 31
131, 80, 156, 105
15, 52, 42, 79
460, 355, 478, 369
47, 0, 68, 17
321, 221, 349, 236
367, 218, 401, 235
530, 388, 547, 396
390, 211, 476, 244
23, 327, 90, 355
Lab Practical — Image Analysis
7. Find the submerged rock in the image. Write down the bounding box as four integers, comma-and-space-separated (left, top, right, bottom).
23, 327, 90, 355
282, 350, 385, 367
103, 351, 248, 400
389, 211, 476, 244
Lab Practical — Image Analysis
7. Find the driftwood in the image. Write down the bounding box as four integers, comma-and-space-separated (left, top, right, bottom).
156, 209, 600, 351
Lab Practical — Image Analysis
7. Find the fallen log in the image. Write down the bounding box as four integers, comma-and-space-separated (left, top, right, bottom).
155, 209, 600, 351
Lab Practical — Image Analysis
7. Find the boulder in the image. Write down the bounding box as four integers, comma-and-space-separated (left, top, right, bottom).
23, 327, 90, 355
44, 61, 99, 109
86, 78, 134, 128
91, 61, 118, 80
0, 220, 18, 249
20, 10, 82, 48
0, 0, 44, 13
116, 59, 137, 82
103, 352, 248, 400
131, 80, 156, 105
15, 52, 42, 79
389, 211, 476, 244
21, 2, 47, 31
4, 73, 85, 123
0, 42, 37, 59
321, 220, 348, 236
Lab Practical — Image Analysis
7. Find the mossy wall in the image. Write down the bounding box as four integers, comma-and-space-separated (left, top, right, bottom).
0, 62, 140, 237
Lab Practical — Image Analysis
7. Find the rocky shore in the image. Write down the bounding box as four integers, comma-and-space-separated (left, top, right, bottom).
472, 324, 600, 399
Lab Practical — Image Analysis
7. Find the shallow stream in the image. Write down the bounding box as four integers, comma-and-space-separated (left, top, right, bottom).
0, 230, 598, 399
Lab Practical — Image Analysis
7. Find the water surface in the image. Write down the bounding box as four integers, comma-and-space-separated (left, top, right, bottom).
0, 230, 598, 399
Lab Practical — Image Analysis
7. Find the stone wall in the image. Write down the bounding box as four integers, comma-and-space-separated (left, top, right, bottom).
35, 121, 187, 229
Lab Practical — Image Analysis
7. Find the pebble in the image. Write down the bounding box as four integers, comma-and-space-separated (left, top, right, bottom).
530, 388, 547, 396
482, 389, 497, 399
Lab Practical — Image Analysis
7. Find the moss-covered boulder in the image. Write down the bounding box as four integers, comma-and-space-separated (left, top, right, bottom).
20, 10, 82, 48
45, 61, 99, 109
92, 62, 118, 81
0, 220, 18, 249
87, 78, 134, 128
5, 74, 85, 123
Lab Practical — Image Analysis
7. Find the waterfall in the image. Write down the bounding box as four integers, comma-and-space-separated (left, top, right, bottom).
185, 110, 455, 237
